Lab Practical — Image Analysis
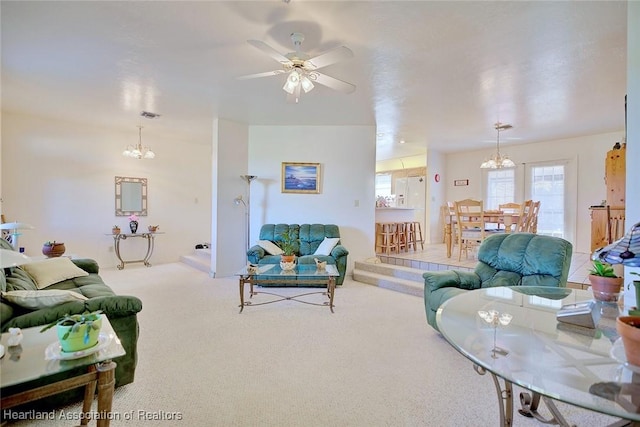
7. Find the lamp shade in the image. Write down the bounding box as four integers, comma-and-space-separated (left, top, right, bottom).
0, 249, 32, 268
0, 222, 35, 230
592, 221, 640, 266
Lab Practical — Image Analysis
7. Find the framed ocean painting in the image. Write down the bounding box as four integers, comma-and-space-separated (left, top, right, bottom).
281, 162, 321, 194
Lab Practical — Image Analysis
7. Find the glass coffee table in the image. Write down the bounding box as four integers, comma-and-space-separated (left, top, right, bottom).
1, 315, 125, 426
236, 264, 339, 313
436, 286, 640, 427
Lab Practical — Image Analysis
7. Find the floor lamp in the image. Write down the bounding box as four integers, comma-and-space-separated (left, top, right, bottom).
236, 175, 257, 255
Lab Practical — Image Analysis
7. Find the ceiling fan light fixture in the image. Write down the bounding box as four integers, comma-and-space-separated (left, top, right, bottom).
300, 75, 314, 93
241, 33, 355, 102
283, 70, 300, 94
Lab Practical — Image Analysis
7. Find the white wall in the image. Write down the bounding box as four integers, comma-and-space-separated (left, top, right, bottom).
426, 150, 446, 243
212, 118, 250, 277
1, 112, 212, 268
248, 125, 377, 275
444, 131, 624, 254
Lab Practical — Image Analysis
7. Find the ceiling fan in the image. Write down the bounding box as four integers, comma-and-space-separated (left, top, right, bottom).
238, 32, 355, 103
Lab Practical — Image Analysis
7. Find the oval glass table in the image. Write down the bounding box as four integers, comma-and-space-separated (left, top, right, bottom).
436, 286, 640, 426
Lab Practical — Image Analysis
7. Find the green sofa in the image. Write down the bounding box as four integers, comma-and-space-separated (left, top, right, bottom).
423, 233, 572, 332
0, 238, 142, 409
247, 224, 349, 286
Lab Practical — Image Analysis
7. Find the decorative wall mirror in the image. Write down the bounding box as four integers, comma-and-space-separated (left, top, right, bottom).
115, 176, 148, 216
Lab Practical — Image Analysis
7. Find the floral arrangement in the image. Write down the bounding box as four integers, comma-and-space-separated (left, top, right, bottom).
128, 214, 139, 222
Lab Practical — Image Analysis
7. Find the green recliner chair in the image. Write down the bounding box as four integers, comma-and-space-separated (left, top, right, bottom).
423, 233, 573, 331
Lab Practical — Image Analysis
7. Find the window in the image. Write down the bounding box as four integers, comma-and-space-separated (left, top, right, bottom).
375, 173, 392, 197
529, 164, 565, 237
486, 169, 515, 210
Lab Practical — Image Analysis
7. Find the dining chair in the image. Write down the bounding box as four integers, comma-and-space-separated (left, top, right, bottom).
454, 199, 500, 260
515, 200, 534, 232
445, 201, 458, 246
527, 201, 541, 233
497, 202, 521, 230
606, 205, 625, 244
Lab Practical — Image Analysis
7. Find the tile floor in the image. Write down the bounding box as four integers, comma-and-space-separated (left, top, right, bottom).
376, 243, 592, 289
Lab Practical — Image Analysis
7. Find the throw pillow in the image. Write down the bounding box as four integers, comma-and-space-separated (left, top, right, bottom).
256, 240, 284, 256
314, 237, 340, 256
1, 289, 88, 309
20, 257, 89, 289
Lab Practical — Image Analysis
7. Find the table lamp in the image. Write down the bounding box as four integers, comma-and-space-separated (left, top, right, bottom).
0, 222, 35, 250
592, 221, 640, 267
592, 221, 640, 312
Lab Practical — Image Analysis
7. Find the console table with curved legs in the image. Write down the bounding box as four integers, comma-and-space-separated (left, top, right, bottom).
109, 232, 162, 270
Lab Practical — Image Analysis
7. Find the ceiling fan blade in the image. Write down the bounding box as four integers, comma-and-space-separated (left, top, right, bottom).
237, 70, 286, 80
311, 72, 356, 94
306, 46, 354, 70
247, 40, 292, 65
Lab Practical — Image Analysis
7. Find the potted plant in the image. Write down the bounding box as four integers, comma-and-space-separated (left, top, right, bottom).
616, 315, 640, 367
112, 225, 121, 235
41, 310, 103, 353
277, 229, 297, 263
588, 260, 623, 302
42, 241, 66, 258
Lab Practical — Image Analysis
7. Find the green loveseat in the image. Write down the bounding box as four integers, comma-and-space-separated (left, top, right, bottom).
247, 224, 349, 286
423, 233, 572, 331
0, 239, 142, 409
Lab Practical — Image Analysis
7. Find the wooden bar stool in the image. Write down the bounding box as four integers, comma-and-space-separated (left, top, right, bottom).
411, 221, 424, 250
405, 221, 417, 251
396, 222, 407, 252
375, 222, 399, 254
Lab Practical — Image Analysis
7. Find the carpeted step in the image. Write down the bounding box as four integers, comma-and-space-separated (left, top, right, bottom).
180, 253, 210, 273
354, 260, 426, 282
352, 268, 423, 297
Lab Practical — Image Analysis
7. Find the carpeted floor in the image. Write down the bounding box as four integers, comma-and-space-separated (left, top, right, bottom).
8, 263, 620, 426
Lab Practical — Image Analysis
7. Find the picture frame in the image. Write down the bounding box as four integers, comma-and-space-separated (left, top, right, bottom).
281, 162, 321, 194
454, 179, 469, 187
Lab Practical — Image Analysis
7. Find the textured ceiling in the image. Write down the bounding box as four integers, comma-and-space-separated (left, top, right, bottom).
0, 1, 628, 160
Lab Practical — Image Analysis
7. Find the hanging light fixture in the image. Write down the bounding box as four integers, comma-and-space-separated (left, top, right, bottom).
481, 123, 515, 169
123, 125, 155, 159
282, 68, 316, 103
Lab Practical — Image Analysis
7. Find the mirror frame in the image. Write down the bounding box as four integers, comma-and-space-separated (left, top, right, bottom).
115, 176, 148, 216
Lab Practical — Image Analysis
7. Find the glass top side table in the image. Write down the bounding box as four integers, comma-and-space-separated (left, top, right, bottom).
436, 286, 639, 426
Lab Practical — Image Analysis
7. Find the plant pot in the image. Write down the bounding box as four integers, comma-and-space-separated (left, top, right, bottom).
632, 281, 640, 310
588, 274, 623, 302
281, 254, 296, 263
616, 316, 640, 367
112, 228, 121, 235
56, 316, 102, 353
42, 242, 66, 258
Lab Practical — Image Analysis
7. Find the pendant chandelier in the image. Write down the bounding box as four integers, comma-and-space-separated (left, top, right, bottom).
123, 125, 155, 159
481, 123, 515, 169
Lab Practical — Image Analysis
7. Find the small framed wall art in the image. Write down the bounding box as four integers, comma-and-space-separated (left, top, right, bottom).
454, 179, 469, 186
281, 162, 321, 194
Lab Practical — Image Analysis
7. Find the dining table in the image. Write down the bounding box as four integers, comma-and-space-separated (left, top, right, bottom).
444, 210, 520, 258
